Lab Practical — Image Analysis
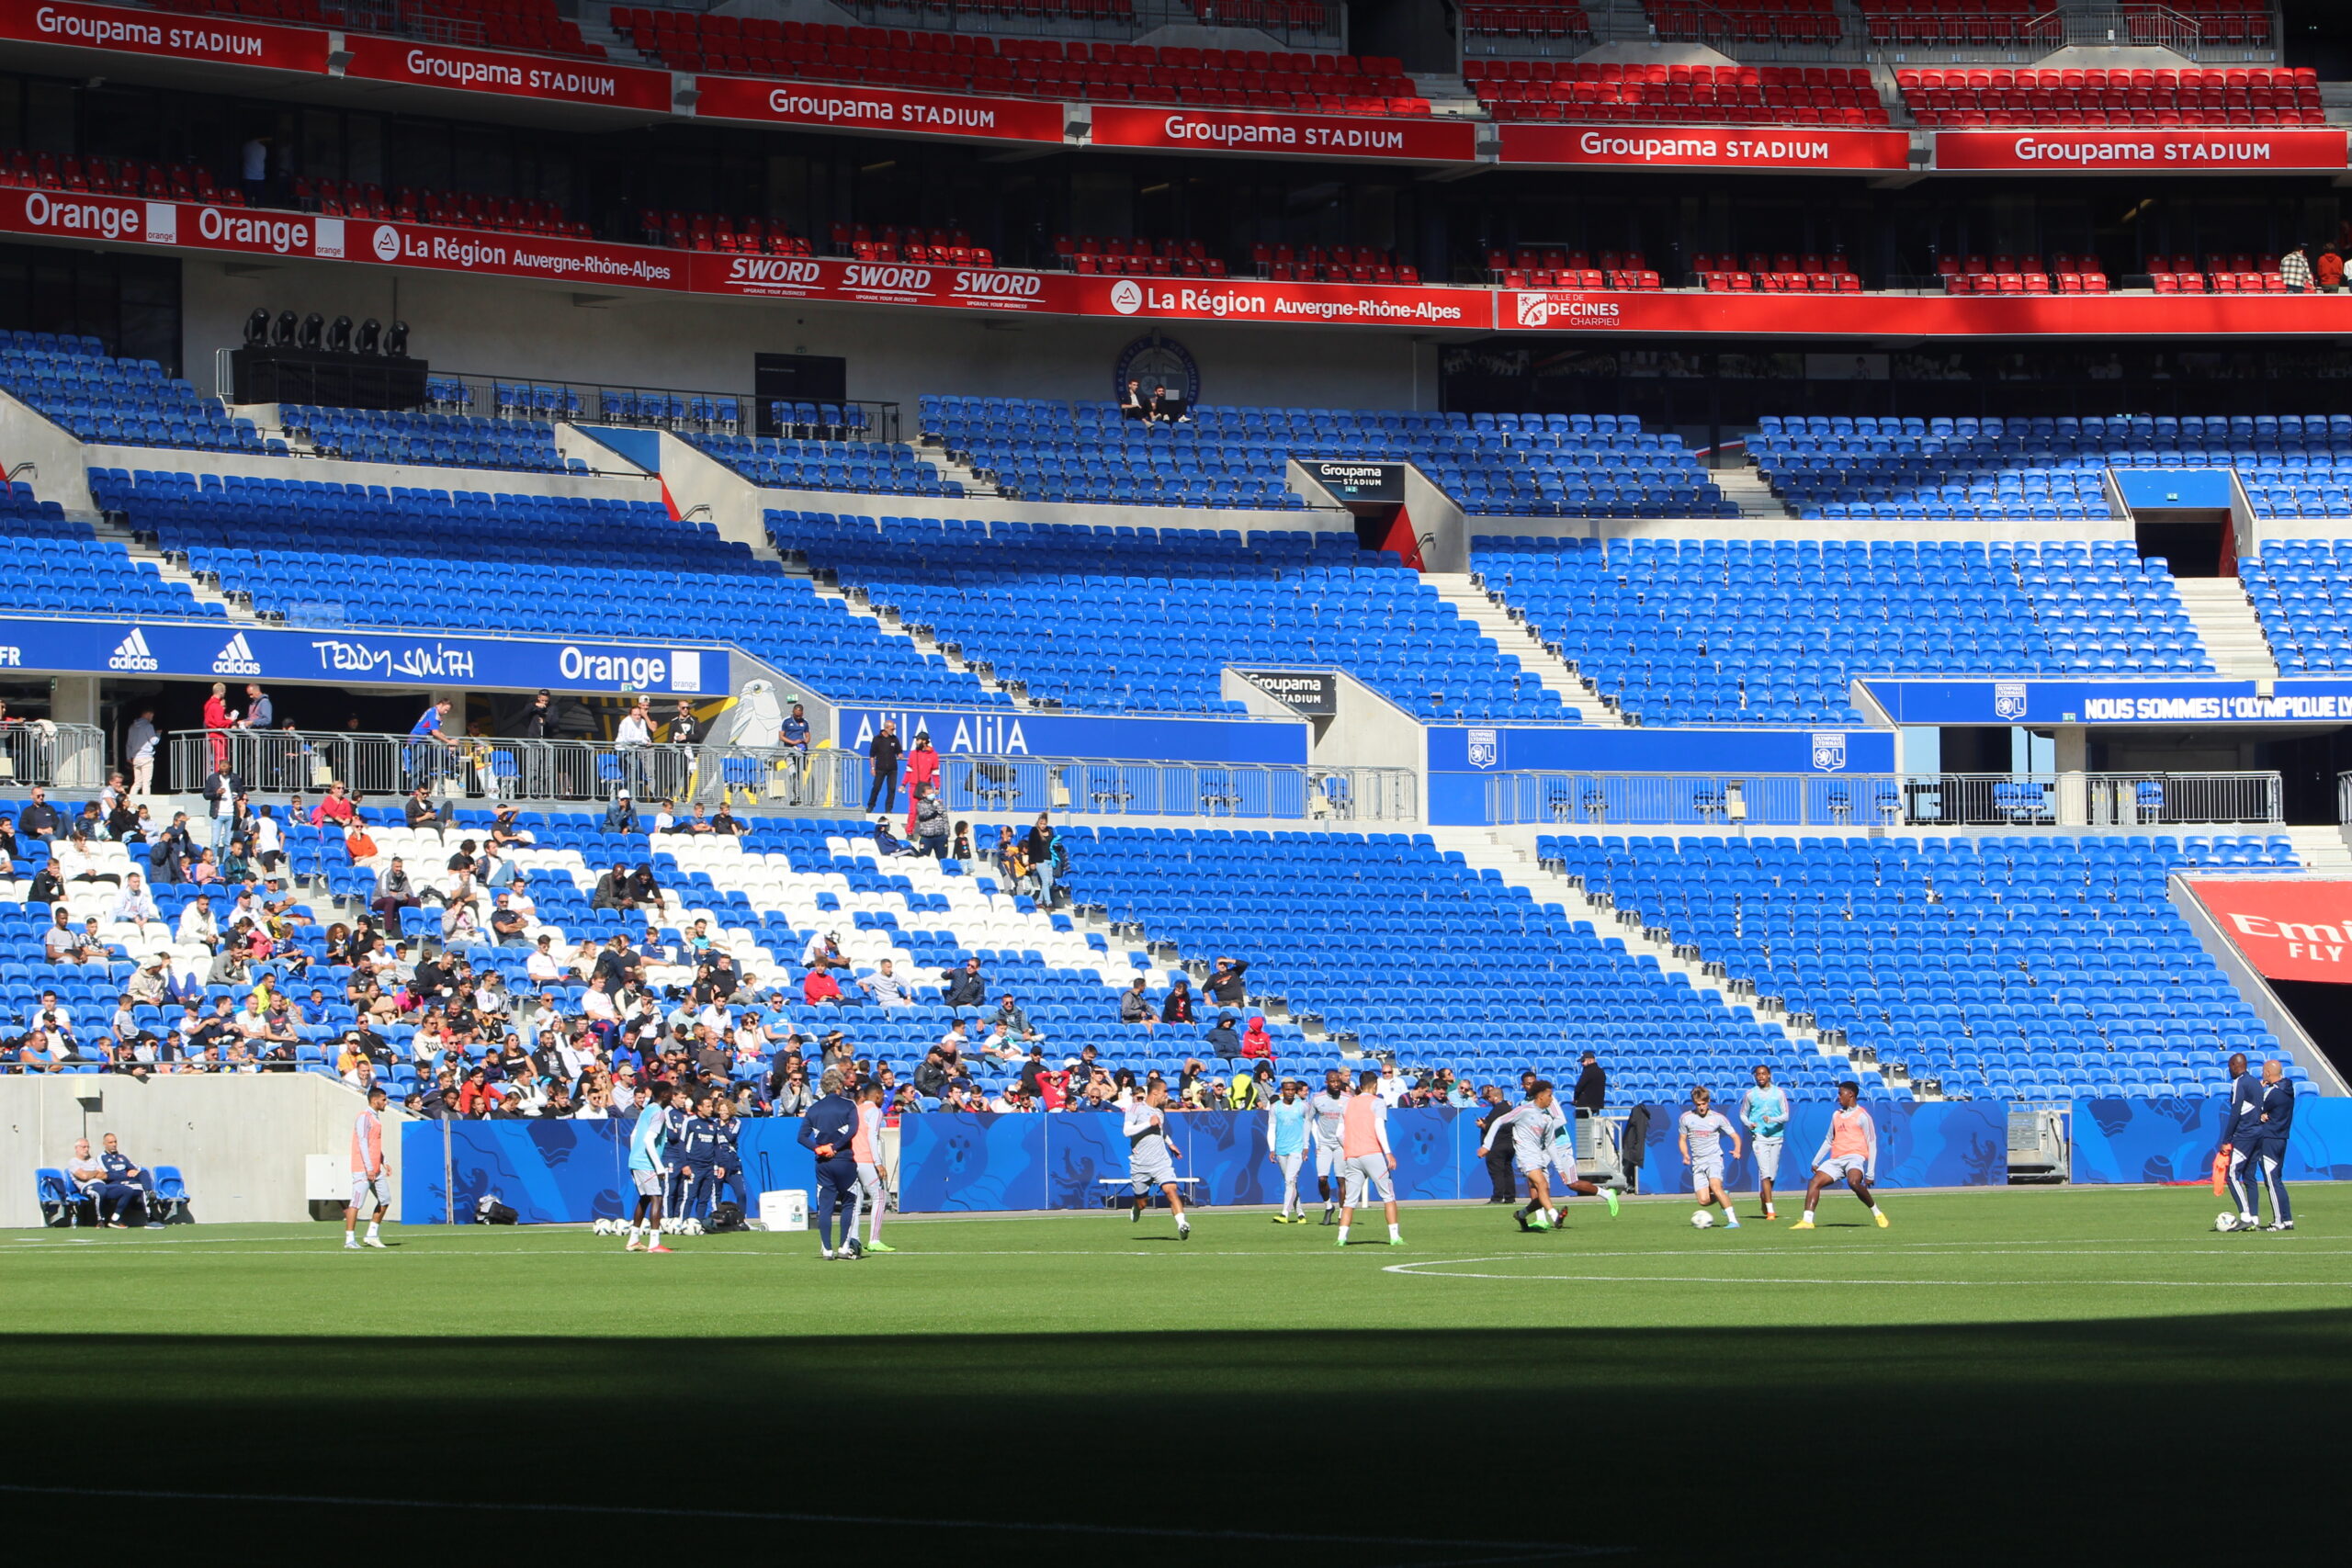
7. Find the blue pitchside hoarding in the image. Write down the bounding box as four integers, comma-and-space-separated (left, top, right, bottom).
0, 615, 727, 694
831, 705, 1309, 764
1860, 676, 2352, 727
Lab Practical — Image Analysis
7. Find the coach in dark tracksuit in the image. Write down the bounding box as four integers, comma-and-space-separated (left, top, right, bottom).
797, 1071, 865, 1258
1478, 1087, 1518, 1203
679, 1106, 719, 1222
2250, 1061, 2297, 1230
2222, 1051, 2267, 1225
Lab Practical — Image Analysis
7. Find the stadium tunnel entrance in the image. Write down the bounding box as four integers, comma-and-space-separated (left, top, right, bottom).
1933, 722, 2352, 825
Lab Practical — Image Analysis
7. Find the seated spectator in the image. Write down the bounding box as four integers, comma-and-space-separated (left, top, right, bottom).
859, 959, 912, 1008
94, 1133, 150, 1225
978, 1020, 1024, 1068
526, 933, 568, 986
1240, 1016, 1274, 1059
626, 863, 662, 909
27, 860, 63, 904
941, 956, 986, 1015
1160, 979, 1195, 1024
991, 993, 1040, 1042
1205, 955, 1250, 1013
42, 908, 94, 964
63, 1137, 106, 1207
1205, 1013, 1243, 1061
873, 816, 916, 857
1119, 976, 1155, 1027
371, 857, 420, 936
489, 893, 529, 947
709, 804, 741, 835
802, 964, 843, 1008
592, 863, 638, 912
603, 790, 638, 833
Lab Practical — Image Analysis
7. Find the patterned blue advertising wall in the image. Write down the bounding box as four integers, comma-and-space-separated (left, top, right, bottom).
831, 705, 1309, 765
2069, 1097, 2352, 1185
1860, 676, 2352, 727
1632, 1099, 2009, 1193
0, 615, 725, 694
404, 1118, 814, 1223
1426, 726, 1900, 826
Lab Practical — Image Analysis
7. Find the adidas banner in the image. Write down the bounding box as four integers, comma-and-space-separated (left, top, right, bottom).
0, 616, 727, 695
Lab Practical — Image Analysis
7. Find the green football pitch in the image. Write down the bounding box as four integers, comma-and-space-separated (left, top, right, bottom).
5, 1185, 2347, 1567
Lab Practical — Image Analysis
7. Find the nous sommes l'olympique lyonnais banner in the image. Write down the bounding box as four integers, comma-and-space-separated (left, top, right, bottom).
2186, 880, 2352, 984
1935, 129, 2350, 172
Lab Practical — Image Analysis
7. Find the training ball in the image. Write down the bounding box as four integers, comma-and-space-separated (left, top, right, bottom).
1691, 1211, 1715, 1230
2215, 1212, 2240, 1233
684, 1219, 704, 1236
591, 1219, 611, 1236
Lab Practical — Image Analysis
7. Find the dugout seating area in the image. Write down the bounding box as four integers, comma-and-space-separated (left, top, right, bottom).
921, 399, 1735, 517
1751, 412, 2352, 521
767, 511, 1572, 722
1543, 832, 2310, 1100
1470, 536, 2210, 725
85, 470, 1004, 707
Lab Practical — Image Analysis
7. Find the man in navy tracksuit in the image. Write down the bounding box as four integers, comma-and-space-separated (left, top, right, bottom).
708, 1100, 747, 1216
679, 1096, 720, 1223
797, 1068, 865, 1260
2246, 1059, 2297, 1232
2221, 1051, 2273, 1229
662, 1093, 696, 1220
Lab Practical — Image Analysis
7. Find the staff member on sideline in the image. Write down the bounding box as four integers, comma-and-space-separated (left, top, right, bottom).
798, 1066, 865, 1260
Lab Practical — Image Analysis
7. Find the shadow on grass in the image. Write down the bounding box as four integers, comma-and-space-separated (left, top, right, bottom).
6, 1314, 2349, 1566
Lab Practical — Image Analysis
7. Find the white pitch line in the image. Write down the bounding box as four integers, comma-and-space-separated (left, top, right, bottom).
0, 1482, 1619, 1560
1383, 1257, 2352, 1288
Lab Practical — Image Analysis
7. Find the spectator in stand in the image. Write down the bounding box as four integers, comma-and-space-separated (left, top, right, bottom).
109, 873, 164, 943
1205, 955, 1250, 1013
913, 784, 951, 858
202, 682, 232, 772
125, 707, 159, 802
992, 993, 1040, 1043
865, 720, 903, 815
1160, 979, 1195, 1024
240, 133, 270, 207
616, 698, 653, 796
310, 781, 356, 829
952, 820, 973, 861
1240, 1015, 1274, 1059
941, 956, 986, 1017
1120, 976, 1156, 1029
902, 731, 941, 816
593, 862, 639, 913
2283, 243, 2314, 294
1573, 1049, 1607, 1112
1121, 379, 1147, 421
1023, 816, 1060, 907
372, 856, 420, 937
859, 958, 913, 1008
803, 964, 843, 1009
873, 815, 919, 858
2319, 245, 2345, 294
26, 859, 62, 905
781, 701, 809, 754
19, 787, 61, 842
603, 789, 639, 833
43, 908, 97, 964
1205, 1012, 1242, 1061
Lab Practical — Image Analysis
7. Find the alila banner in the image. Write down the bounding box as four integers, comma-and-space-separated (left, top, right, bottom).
0, 0, 328, 71
2187, 880, 2352, 983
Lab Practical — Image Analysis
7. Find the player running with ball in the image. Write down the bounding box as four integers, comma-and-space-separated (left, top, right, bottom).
1679, 1087, 1744, 1228
1792, 1081, 1890, 1230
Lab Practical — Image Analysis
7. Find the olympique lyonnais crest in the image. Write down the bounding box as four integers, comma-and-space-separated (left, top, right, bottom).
1994, 682, 2029, 720
1467, 727, 1498, 769
1811, 731, 1847, 772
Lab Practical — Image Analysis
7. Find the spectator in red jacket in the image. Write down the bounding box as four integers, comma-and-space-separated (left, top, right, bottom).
202, 682, 232, 770
901, 732, 941, 834
1240, 1016, 1275, 1059
310, 781, 356, 828
802, 965, 842, 1008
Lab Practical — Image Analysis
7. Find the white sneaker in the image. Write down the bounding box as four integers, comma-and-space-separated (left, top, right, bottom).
362, 1235, 387, 1249
343, 1238, 361, 1250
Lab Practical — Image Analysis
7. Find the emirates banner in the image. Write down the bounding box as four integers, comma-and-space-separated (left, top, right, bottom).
1089, 106, 1477, 164
1498, 124, 1909, 171
0, 0, 328, 70
1935, 129, 2350, 173
693, 73, 1067, 145
2188, 880, 2352, 983
341, 35, 675, 113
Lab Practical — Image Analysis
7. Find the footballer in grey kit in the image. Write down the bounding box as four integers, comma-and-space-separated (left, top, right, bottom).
1125, 1081, 1190, 1238
1308, 1067, 1351, 1224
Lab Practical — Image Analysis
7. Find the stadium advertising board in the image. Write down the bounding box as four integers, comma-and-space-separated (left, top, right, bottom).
1232, 670, 1340, 716
1500, 284, 2338, 335
2071, 1096, 2352, 1184
1498, 124, 1909, 172
832, 705, 1308, 764
1303, 460, 1407, 502
692, 73, 1067, 145
340, 35, 675, 113
0, 0, 328, 71
0, 615, 724, 694
1084, 273, 1484, 328
2185, 880, 2352, 984
1934, 129, 2351, 173
1860, 676, 2352, 726
1089, 105, 1477, 164
694, 251, 1075, 313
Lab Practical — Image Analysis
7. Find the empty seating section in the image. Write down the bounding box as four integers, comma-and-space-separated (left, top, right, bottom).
1459, 1, 1591, 46
1543, 833, 2297, 1100
1488, 247, 1660, 290
768, 510, 1570, 722
616, 11, 1421, 114
148, 0, 602, 54
825, 224, 992, 267
1899, 66, 2320, 128
1649, 1, 1843, 45
1467, 60, 1886, 124
1471, 536, 2210, 724
1057, 235, 1227, 277
297, 180, 591, 238
277, 406, 569, 473
0, 151, 237, 204
0, 488, 214, 619
1858, 1, 2044, 47
1083, 829, 1811, 1092
1937, 254, 2111, 294
0, 337, 265, 454
1759, 411, 2352, 522
640, 210, 812, 256
1694, 251, 1858, 293
2244, 543, 2352, 674
922, 399, 1732, 517
695, 435, 959, 498
2144, 253, 2285, 295
86, 471, 1005, 706
1250, 243, 1415, 285
1755, 414, 2123, 521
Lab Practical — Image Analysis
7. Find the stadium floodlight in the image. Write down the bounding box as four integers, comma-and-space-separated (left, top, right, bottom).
243, 308, 270, 347
355, 318, 381, 354
299, 312, 323, 350
271, 310, 299, 347
385, 320, 410, 356
326, 315, 352, 353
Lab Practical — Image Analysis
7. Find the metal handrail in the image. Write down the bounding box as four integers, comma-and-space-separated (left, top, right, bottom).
0, 724, 107, 791
1486, 770, 2282, 829
162, 730, 1419, 822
